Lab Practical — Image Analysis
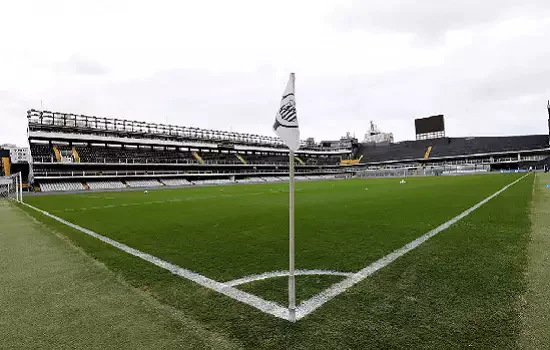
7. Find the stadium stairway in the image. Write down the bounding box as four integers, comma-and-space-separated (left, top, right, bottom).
1, 157, 10, 176
424, 145, 433, 159
340, 155, 363, 165
71, 147, 80, 163
52, 146, 61, 162
192, 152, 204, 164
235, 154, 247, 164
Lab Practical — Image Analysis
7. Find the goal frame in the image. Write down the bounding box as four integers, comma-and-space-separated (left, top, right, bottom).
0, 172, 23, 202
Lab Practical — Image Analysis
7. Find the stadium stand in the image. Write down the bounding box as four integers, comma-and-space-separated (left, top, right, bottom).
126, 180, 163, 188
87, 181, 126, 190
307, 175, 338, 180
30, 143, 54, 162
356, 135, 549, 165
24, 107, 550, 191
160, 178, 193, 186
236, 178, 266, 184
27, 110, 351, 191
40, 182, 86, 192
262, 177, 283, 183
193, 178, 234, 186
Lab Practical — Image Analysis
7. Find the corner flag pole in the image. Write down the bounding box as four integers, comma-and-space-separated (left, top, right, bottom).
272, 72, 299, 322
289, 150, 296, 322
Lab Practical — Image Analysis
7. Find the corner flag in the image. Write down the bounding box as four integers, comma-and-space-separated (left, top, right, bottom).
273, 73, 300, 151
273, 73, 299, 322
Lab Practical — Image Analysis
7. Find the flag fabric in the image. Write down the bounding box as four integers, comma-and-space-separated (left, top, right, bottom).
273, 73, 300, 151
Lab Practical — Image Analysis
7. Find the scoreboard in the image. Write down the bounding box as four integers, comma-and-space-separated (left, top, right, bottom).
415, 115, 445, 140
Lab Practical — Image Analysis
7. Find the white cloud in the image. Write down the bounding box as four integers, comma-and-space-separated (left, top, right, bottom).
55, 55, 108, 76
0, 0, 549, 147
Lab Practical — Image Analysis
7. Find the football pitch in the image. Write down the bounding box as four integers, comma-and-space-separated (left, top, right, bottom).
21, 173, 536, 348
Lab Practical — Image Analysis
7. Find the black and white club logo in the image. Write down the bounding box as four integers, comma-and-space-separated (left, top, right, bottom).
274, 93, 298, 130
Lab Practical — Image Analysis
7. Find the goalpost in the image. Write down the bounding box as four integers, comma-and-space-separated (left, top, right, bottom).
0, 172, 23, 202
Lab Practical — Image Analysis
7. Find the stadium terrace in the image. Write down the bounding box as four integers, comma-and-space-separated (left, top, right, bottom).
25, 109, 354, 192
18, 107, 550, 192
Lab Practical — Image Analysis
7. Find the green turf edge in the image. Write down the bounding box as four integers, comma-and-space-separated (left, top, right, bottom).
17, 174, 534, 348
0, 201, 241, 349
17, 202, 297, 348
520, 173, 550, 348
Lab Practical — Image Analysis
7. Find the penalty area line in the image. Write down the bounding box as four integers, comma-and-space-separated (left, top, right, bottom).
295, 173, 531, 320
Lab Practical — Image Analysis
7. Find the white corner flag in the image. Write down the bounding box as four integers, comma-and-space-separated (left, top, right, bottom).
273, 73, 300, 151
273, 73, 299, 322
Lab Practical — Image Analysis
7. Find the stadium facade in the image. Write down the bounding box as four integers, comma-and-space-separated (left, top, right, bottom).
22, 106, 550, 192
26, 110, 352, 192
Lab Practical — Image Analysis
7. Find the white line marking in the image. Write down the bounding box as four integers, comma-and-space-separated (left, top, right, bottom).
225, 270, 352, 287
294, 173, 530, 320
21, 202, 292, 321
21, 173, 529, 322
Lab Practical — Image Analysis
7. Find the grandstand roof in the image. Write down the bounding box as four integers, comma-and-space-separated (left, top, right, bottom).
356, 135, 550, 164
27, 109, 350, 153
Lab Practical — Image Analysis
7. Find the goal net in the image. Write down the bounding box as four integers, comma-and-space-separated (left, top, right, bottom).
0, 172, 23, 202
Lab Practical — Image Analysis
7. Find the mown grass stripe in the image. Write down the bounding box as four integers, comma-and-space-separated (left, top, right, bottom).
296, 173, 530, 320
21, 174, 529, 323
21, 202, 291, 321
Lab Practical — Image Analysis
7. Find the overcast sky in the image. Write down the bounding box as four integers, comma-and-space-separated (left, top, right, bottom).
1, 0, 550, 147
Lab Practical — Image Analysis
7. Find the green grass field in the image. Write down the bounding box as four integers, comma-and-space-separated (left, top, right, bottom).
20, 173, 535, 348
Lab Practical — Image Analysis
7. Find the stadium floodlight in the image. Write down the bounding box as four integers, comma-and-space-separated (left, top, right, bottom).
273, 73, 300, 322
0, 172, 23, 202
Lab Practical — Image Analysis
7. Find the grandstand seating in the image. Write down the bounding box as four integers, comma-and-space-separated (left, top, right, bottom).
33, 176, 347, 193
307, 175, 338, 181
356, 135, 549, 163
262, 177, 283, 182
238, 154, 341, 166
76, 146, 198, 164
199, 152, 238, 164
126, 180, 163, 187
29, 141, 343, 167
430, 135, 549, 158
316, 155, 343, 165
40, 182, 85, 192
30, 144, 54, 162
246, 154, 288, 164
160, 178, 193, 186
236, 178, 266, 184
193, 179, 234, 186
87, 181, 126, 190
